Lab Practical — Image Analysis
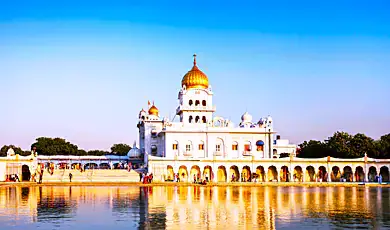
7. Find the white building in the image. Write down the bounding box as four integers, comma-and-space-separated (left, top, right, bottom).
137, 54, 297, 182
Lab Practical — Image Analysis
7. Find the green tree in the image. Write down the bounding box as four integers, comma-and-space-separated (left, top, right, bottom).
0, 145, 28, 157
349, 133, 376, 158
31, 137, 79, 156
77, 149, 87, 156
87, 150, 108, 156
326, 131, 353, 158
374, 134, 390, 159
110, 143, 131, 156
298, 140, 329, 158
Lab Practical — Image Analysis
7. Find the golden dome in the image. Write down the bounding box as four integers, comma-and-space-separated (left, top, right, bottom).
181, 54, 209, 90
148, 105, 159, 116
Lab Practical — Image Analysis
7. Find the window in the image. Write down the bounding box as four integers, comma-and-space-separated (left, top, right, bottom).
172, 144, 178, 150
195, 116, 200, 123
244, 144, 251, 151
232, 144, 238, 150
186, 144, 191, 152
257, 145, 264, 151
189, 100, 193, 106
202, 100, 206, 106
189, 116, 193, 123
151, 145, 157, 155
199, 144, 204, 150
216, 144, 221, 152
202, 116, 206, 123
195, 100, 200, 106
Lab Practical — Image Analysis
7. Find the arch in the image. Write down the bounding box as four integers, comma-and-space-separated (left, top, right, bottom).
190, 165, 201, 183
198, 141, 205, 158
368, 166, 378, 182
167, 165, 174, 181
178, 165, 188, 182
217, 166, 227, 182
99, 163, 110, 169
242, 166, 251, 182
267, 166, 278, 182
85, 162, 98, 169
305, 166, 316, 182
215, 138, 224, 155
21, 165, 31, 181
229, 165, 239, 182
151, 145, 157, 155
172, 140, 179, 151
256, 140, 264, 151
185, 140, 192, 152
195, 100, 200, 106
203, 165, 214, 182
342, 166, 353, 182
273, 149, 277, 156
379, 166, 389, 182
331, 166, 341, 182
355, 166, 365, 182
293, 166, 303, 182
202, 116, 206, 123
195, 116, 200, 123
189, 100, 193, 106
202, 100, 206, 106
256, 166, 266, 182
318, 166, 327, 182
189, 116, 193, 123
243, 141, 251, 152
280, 166, 289, 182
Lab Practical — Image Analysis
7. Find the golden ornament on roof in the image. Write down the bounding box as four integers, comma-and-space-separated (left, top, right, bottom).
181, 54, 209, 90
148, 104, 159, 116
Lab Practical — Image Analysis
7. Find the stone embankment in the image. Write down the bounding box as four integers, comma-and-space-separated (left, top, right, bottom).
39, 169, 141, 183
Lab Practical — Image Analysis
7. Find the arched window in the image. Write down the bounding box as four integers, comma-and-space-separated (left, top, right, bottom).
195, 100, 200, 106
232, 141, 238, 151
195, 116, 200, 123
189, 116, 193, 123
202, 100, 206, 106
189, 100, 193, 106
186, 141, 192, 152
202, 116, 206, 123
198, 141, 204, 150
256, 140, 264, 151
151, 145, 157, 156
172, 141, 178, 150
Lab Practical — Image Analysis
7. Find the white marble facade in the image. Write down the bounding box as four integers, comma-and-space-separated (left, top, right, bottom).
137, 55, 296, 172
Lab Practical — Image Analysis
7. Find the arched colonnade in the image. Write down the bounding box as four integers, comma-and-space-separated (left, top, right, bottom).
162, 163, 390, 183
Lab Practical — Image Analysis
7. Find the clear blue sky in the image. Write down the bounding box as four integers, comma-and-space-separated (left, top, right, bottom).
1, 1, 389, 151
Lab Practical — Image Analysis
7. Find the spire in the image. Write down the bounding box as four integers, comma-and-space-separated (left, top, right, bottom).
193, 54, 197, 66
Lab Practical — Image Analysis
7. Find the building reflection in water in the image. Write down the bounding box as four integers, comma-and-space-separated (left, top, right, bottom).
0, 186, 389, 229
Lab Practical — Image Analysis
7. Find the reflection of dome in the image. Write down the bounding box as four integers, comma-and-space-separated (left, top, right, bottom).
148, 105, 159, 116
127, 146, 141, 158
241, 112, 252, 123
181, 54, 209, 90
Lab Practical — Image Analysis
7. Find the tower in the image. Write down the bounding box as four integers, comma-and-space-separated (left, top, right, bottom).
176, 54, 216, 125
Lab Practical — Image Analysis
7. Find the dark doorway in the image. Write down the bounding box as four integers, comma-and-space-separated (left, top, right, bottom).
21, 165, 31, 181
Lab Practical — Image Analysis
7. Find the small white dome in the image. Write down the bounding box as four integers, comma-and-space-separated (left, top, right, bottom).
241, 112, 252, 123
267, 115, 273, 123
127, 146, 141, 158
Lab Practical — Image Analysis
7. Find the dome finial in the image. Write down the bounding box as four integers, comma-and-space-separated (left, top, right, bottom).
193, 54, 197, 66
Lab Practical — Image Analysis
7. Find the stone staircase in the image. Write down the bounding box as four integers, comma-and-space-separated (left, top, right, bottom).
41, 169, 141, 183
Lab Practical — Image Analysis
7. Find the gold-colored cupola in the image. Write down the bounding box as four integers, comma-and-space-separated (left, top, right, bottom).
181, 54, 209, 90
